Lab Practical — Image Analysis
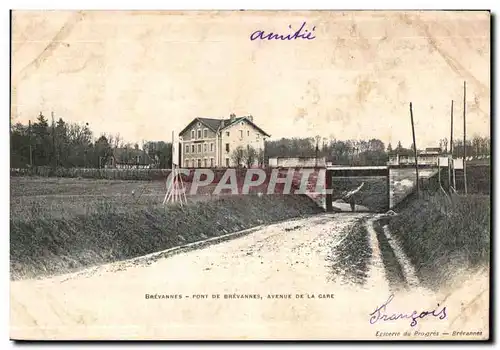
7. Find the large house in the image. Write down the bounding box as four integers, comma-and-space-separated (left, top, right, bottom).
179, 114, 270, 168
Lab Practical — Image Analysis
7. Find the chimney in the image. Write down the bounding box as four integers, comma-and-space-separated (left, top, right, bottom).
229, 113, 236, 121
247, 115, 254, 123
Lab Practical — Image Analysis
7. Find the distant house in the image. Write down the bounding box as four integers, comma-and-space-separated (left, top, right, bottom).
105, 147, 157, 169
388, 147, 444, 166
179, 114, 271, 168
269, 156, 326, 168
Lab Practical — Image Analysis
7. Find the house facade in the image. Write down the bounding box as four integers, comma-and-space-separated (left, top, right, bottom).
179, 114, 270, 168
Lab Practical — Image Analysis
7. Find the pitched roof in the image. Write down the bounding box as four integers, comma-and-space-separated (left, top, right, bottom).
179, 116, 271, 137
178, 117, 221, 136
220, 117, 271, 137
197, 117, 224, 132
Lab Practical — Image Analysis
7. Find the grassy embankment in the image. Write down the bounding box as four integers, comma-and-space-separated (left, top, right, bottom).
10, 178, 324, 280
380, 193, 490, 290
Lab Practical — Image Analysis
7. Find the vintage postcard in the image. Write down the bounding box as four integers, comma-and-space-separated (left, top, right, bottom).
10, 10, 490, 340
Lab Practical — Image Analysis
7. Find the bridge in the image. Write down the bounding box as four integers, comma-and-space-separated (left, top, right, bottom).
323, 165, 440, 213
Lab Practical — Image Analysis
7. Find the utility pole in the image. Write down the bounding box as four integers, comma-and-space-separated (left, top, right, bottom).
409, 102, 419, 198
449, 100, 454, 190
315, 135, 321, 168
450, 100, 454, 155
463, 81, 468, 195
28, 119, 33, 167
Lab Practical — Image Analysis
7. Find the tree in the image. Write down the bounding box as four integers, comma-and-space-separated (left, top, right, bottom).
244, 145, 258, 168
95, 135, 113, 168
32, 113, 50, 166
231, 146, 245, 167
257, 148, 265, 167
10, 123, 30, 168
55, 118, 69, 167
386, 143, 393, 153
396, 141, 403, 152
367, 138, 385, 152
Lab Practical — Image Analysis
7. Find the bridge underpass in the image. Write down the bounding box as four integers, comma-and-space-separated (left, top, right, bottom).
324, 166, 441, 213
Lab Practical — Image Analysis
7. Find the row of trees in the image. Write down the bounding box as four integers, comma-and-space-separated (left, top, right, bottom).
385, 137, 491, 158
230, 146, 265, 167
265, 137, 388, 166
11, 114, 491, 169
10, 113, 174, 169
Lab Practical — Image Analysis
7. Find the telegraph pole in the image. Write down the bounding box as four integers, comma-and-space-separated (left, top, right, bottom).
28, 119, 33, 167
449, 100, 454, 190
410, 102, 419, 198
450, 100, 454, 155
463, 81, 468, 195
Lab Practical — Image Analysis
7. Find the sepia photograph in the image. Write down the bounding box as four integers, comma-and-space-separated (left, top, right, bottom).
9, 9, 491, 340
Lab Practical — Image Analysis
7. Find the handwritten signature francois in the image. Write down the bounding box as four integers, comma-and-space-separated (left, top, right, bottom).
369, 294, 447, 327
250, 22, 316, 41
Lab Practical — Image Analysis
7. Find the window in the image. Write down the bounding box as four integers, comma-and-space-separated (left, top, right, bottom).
203, 129, 208, 138
191, 130, 195, 139
204, 143, 207, 152
210, 143, 214, 152
191, 145, 195, 153
247, 130, 250, 136
185, 144, 189, 153
204, 158, 208, 167
226, 131, 230, 137
225, 143, 230, 152
226, 158, 230, 167
197, 144, 202, 153
185, 159, 189, 168
210, 158, 214, 167
239, 130, 243, 138
197, 129, 202, 139
198, 159, 202, 168
256, 133, 260, 139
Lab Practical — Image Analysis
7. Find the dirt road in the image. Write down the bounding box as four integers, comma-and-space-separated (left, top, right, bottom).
10, 213, 488, 340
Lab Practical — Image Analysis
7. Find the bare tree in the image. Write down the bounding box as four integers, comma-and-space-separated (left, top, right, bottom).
244, 145, 258, 168
112, 133, 122, 149
442, 138, 448, 153
231, 146, 245, 167
257, 148, 265, 167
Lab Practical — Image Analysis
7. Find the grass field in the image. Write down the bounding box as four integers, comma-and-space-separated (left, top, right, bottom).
11, 177, 168, 219
10, 177, 324, 280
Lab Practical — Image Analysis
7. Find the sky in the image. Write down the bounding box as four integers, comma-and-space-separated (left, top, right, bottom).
11, 10, 490, 149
